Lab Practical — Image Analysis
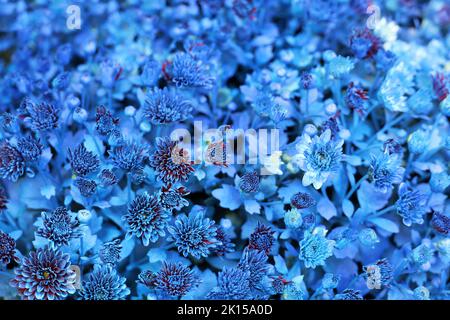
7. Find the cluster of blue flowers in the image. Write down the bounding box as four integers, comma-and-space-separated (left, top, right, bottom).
0, 0, 449, 300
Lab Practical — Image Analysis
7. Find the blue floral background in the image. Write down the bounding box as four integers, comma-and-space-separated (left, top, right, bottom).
0, 0, 449, 300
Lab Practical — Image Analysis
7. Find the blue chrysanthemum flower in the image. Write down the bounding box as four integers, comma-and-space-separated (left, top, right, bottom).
368, 151, 404, 193
99, 239, 122, 265
431, 211, 450, 235
99, 168, 118, 186
211, 226, 235, 257
282, 279, 306, 300
299, 227, 335, 269
26, 101, 59, 131
0, 141, 25, 182
168, 209, 219, 259
413, 286, 430, 300
10, 246, 76, 300
291, 192, 316, 209
144, 88, 193, 125
0, 230, 18, 265
294, 129, 344, 189
207, 267, 251, 300
248, 223, 275, 255
17, 136, 42, 162
169, 52, 214, 88
334, 289, 363, 300
137, 270, 157, 288
37, 207, 82, 247
322, 273, 340, 289
155, 262, 198, 298
149, 137, 195, 185
412, 243, 434, 267
124, 192, 168, 246
407, 129, 429, 154
237, 248, 272, 296
284, 208, 303, 229
363, 258, 393, 289
158, 187, 190, 212
345, 82, 368, 114
95, 105, 119, 136
109, 140, 147, 171
238, 171, 260, 193
68, 144, 100, 177
79, 265, 130, 300
395, 183, 428, 226
74, 177, 97, 197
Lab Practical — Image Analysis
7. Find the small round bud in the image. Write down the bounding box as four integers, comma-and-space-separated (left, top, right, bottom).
125, 106, 136, 116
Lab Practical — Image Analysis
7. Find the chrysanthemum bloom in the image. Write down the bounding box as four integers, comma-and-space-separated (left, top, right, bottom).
299, 227, 335, 269
363, 258, 393, 289
383, 138, 403, 156
124, 193, 168, 246
349, 28, 381, 59
99, 239, 122, 265
169, 52, 214, 88
345, 82, 368, 114
0, 230, 18, 265
37, 207, 82, 247
26, 101, 59, 131
238, 171, 260, 193
10, 246, 76, 300
207, 267, 251, 300
168, 209, 219, 259
322, 273, 340, 289
109, 141, 147, 171
248, 223, 275, 255
300, 72, 314, 89
68, 144, 100, 176
149, 137, 195, 185
0, 141, 25, 182
137, 270, 157, 288
99, 168, 118, 186
271, 276, 288, 295
158, 186, 190, 212
395, 183, 428, 226
282, 281, 306, 300
211, 226, 235, 257
368, 152, 404, 193
413, 286, 430, 300
412, 243, 434, 267
290, 192, 316, 209
17, 136, 42, 162
294, 129, 343, 189
237, 248, 272, 294
155, 262, 198, 297
284, 208, 303, 229
358, 228, 379, 247
74, 177, 97, 197
79, 265, 130, 300
334, 289, 363, 300
432, 72, 449, 103
431, 211, 450, 235
144, 88, 192, 125
320, 116, 340, 140
95, 105, 119, 136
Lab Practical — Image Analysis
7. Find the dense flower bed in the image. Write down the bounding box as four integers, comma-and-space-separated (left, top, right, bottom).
0, 0, 449, 300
